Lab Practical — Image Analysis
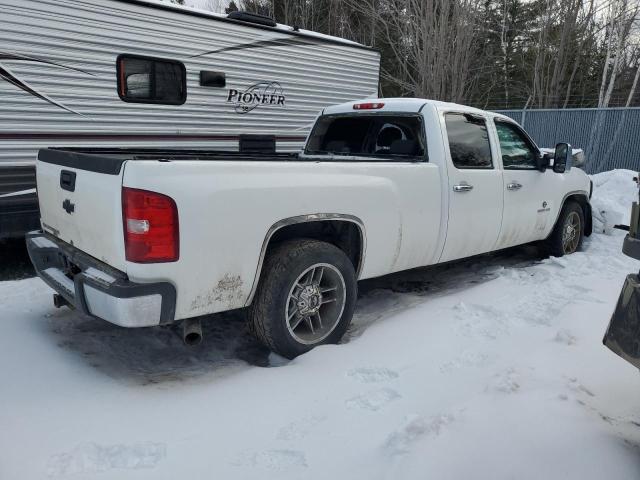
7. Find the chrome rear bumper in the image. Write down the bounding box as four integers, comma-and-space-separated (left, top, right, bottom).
26, 231, 176, 327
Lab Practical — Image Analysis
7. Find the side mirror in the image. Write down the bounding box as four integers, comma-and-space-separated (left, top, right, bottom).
553, 142, 572, 173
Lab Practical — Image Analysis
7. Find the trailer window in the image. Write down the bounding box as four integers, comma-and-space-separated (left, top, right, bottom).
305, 114, 426, 161
117, 55, 186, 105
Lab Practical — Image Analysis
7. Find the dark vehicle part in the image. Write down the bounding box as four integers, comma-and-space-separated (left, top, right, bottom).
553, 142, 572, 174
604, 275, 640, 368
603, 172, 640, 367
183, 318, 203, 346
53, 293, 70, 309
227, 10, 277, 27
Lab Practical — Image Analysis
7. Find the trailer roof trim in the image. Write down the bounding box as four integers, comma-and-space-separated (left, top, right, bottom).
120, 0, 377, 52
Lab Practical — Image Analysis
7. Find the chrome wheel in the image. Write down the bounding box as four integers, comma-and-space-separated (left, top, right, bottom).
562, 211, 581, 254
285, 263, 346, 345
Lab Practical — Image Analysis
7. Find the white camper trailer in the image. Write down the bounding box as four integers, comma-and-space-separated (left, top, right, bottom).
0, 0, 381, 238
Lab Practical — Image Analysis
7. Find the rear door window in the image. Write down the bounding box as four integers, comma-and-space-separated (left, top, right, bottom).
444, 113, 493, 169
305, 114, 426, 161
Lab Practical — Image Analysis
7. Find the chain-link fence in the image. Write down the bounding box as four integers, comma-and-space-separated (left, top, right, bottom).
495, 108, 640, 173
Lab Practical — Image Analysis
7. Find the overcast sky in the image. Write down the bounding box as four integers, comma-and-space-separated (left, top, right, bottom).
185, 0, 229, 13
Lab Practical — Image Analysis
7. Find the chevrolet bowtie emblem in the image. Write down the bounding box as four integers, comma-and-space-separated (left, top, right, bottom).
62, 198, 75, 214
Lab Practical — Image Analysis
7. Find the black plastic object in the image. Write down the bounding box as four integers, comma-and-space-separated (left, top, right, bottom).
623, 235, 640, 260
604, 274, 640, 368
239, 134, 276, 153
228, 11, 277, 27
60, 170, 76, 192
53, 293, 69, 309
200, 71, 226, 88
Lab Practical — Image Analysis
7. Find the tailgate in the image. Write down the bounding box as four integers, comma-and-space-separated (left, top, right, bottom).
36, 149, 127, 271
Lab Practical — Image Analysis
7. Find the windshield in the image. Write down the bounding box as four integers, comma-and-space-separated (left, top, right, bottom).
305, 114, 427, 160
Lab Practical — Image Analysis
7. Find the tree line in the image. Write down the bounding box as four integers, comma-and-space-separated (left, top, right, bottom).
191, 0, 640, 110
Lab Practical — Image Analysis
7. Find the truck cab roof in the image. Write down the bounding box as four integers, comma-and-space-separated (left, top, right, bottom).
323, 98, 513, 122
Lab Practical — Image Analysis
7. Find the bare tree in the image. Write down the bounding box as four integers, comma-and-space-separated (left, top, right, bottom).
562, 0, 596, 108
626, 60, 640, 106
598, 0, 639, 107
344, 0, 485, 102
195, 0, 228, 12
500, 0, 509, 106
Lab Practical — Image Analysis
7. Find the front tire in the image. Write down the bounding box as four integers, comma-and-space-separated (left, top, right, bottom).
248, 239, 357, 359
544, 201, 585, 257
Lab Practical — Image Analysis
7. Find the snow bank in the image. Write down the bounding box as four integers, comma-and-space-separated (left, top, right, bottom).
590, 169, 638, 233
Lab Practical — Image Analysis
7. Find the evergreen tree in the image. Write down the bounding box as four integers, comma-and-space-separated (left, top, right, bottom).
225, 1, 239, 13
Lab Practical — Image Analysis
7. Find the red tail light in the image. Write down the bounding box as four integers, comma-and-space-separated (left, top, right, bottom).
353, 102, 385, 110
122, 187, 179, 263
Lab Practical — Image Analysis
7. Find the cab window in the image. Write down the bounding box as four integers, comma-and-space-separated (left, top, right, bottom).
444, 113, 493, 169
305, 114, 426, 161
494, 120, 539, 169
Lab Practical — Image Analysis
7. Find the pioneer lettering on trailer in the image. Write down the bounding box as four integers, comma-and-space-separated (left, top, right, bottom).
227, 82, 286, 114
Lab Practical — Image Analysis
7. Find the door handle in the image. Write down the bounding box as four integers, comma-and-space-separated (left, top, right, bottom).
507, 182, 523, 191
453, 183, 473, 193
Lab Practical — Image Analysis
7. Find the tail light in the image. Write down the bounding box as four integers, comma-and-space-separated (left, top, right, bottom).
353, 102, 385, 110
122, 187, 179, 263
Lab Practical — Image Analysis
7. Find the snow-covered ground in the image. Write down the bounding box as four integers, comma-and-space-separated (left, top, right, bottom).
1, 170, 640, 480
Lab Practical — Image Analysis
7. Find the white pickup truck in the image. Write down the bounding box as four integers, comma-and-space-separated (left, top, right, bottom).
27, 98, 593, 358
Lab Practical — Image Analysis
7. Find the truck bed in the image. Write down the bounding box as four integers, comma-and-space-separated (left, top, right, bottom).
40, 148, 299, 173
35, 146, 304, 276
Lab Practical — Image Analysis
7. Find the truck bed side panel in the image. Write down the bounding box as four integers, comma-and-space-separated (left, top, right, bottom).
122, 160, 442, 320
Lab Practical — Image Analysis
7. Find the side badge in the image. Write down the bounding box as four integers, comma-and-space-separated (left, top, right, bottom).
62, 198, 75, 214
538, 201, 550, 213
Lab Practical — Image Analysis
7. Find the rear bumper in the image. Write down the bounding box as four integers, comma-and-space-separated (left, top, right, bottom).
26, 231, 176, 327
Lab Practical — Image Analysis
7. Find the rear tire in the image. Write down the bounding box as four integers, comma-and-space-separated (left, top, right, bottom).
248, 239, 357, 359
543, 201, 584, 257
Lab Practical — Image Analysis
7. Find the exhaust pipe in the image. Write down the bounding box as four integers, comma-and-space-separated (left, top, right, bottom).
182, 318, 203, 346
